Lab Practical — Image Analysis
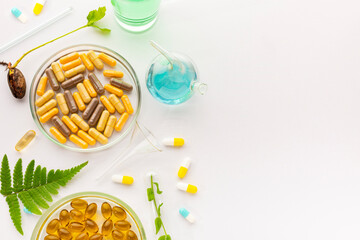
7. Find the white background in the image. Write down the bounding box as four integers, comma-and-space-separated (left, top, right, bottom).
1, 0, 360, 239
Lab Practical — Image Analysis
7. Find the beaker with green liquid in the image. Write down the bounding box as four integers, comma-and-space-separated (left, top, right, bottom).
111, 0, 161, 32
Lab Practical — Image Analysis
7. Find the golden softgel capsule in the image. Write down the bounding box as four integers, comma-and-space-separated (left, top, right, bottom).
101, 202, 112, 219
71, 198, 88, 210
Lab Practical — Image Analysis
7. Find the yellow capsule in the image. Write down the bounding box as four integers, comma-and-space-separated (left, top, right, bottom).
112, 206, 127, 220
62, 115, 78, 133
71, 198, 88, 210
114, 113, 129, 132
39, 108, 59, 123
114, 220, 131, 231
104, 84, 123, 97
69, 134, 88, 149
59, 209, 70, 227
64, 64, 86, 78
51, 62, 65, 82
77, 83, 91, 103
108, 94, 125, 114
71, 114, 89, 131
78, 130, 96, 146
162, 137, 185, 147
98, 53, 117, 67
103, 70, 124, 78
96, 110, 109, 132
112, 175, 134, 185
87, 50, 104, 70
121, 95, 133, 114
15, 130, 36, 151
36, 99, 57, 116
60, 52, 79, 64
73, 92, 86, 111
125, 230, 138, 240
89, 233, 103, 240
101, 202, 112, 219
100, 95, 115, 114
85, 219, 99, 233
46, 219, 60, 234
56, 93, 69, 115
101, 219, 113, 236
45, 235, 60, 240
85, 203, 98, 219
177, 182, 197, 194
68, 222, 85, 233
104, 115, 116, 138
58, 228, 72, 240
88, 128, 108, 145
178, 157, 191, 179
33, 1, 44, 15
112, 230, 124, 240
36, 76, 48, 96
50, 127, 67, 144
84, 79, 97, 98
35, 89, 55, 107
80, 53, 94, 71
70, 209, 84, 222
75, 232, 89, 240
62, 58, 82, 71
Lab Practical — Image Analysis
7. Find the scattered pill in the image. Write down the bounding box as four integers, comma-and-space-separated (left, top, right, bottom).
113, 206, 126, 220
112, 175, 134, 185
77, 83, 91, 103
177, 182, 197, 194
89, 128, 108, 145
80, 53, 94, 71
112, 230, 124, 240
35, 89, 55, 107
178, 157, 191, 179
58, 228, 72, 240
40, 108, 59, 123
108, 94, 125, 114
46, 219, 60, 234
87, 50, 104, 70
69, 134, 88, 149
162, 137, 185, 147
60, 52, 79, 64
101, 202, 112, 219
62, 115, 78, 133
59, 209, 70, 227
83, 98, 99, 120
103, 70, 124, 78
70, 209, 84, 221
88, 73, 105, 94
51, 62, 65, 82
45, 68, 60, 91
85, 203, 97, 219
110, 78, 133, 92
98, 53, 116, 67
114, 113, 129, 132
36, 76, 48, 96
64, 90, 78, 113
68, 222, 85, 233
101, 219, 113, 236
49, 127, 67, 144
121, 95, 133, 114
104, 84, 123, 97
61, 73, 84, 90
179, 208, 195, 223
15, 130, 36, 151
12, 7, 27, 23
33, 0, 46, 15
73, 92, 86, 112
89, 233, 102, 240
85, 218, 99, 233
97, 110, 110, 132
64, 64, 85, 78
36, 99, 57, 116
78, 130, 96, 146
83, 79, 97, 97
56, 93, 69, 115
100, 95, 115, 114
61, 58, 82, 71
70, 114, 89, 132
76, 232, 89, 240
52, 116, 71, 137
104, 115, 116, 138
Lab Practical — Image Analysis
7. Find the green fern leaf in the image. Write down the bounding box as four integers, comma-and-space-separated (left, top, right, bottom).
18, 191, 42, 215
6, 195, 23, 235
13, 159, 23, 193
47, 169, 55, 183
45, 182, 60, 195
57, 162, 88, 186
35, 186, 52, 202
28, 189, 49, 209
40, 167, 47, 185
24, 160, 35, 190
32, 166, 41, 188
1, 155, 12, 196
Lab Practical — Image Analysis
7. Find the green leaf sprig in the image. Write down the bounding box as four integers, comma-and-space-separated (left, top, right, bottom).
147, 174, 171, 240
0, 154, 88, 235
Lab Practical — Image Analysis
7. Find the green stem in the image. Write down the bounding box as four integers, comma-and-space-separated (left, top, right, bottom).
11, 25, 88, 68
151, 175, 168, 236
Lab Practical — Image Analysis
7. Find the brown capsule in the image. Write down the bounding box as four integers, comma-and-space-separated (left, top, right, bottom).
7, 67, 26, 99
45, 234, 60, 240
46, 219, 60, 234
89, 233, 103, 240
101, 219, 113, 236
58, 228, 72, 240
113, 206, 127, 220
88, 73, 104, 94
114, 220, 131, 231
85, 203, 97, 219
75, 232, 89, 240
125, 230, 138, 240
70, 209, 84, 221
45, 68, 60, 91
101, 202, 112, 219
71, 198, 88, 210
112, 230, 125, 240
68, 222, 85, 233
83, 98, 99, 120
52, 116, 71, 137
61, 73, 84, 90
64, 90, 78, 113
85, 218, 99, 233
88, 104, 104, 127
110, 78, 133, 92
59, 209, 70, 226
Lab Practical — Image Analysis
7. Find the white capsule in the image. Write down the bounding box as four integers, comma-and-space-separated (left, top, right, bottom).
162, 137, 185, 147
112, 175, 134, 185
11, 7, 27, 23
177, 182, 197, 194
179, 208, 195, 223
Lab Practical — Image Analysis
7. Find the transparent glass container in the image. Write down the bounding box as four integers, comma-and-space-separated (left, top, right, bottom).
29, 44, 141, 152
31, 192, 146, 240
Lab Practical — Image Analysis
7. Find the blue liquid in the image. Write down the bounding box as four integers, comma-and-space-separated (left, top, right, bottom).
146, 56, 197, 105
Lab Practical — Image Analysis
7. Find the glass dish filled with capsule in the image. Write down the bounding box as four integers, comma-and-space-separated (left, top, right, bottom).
31, 192, 146, 240
29, 44, 141, 152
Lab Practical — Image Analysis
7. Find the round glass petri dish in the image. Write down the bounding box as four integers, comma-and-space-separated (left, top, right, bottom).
31, 192, 146, 240
30, 44, 141, 152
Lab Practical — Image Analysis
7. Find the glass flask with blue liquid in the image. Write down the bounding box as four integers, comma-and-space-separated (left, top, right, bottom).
146, 41, 208, 105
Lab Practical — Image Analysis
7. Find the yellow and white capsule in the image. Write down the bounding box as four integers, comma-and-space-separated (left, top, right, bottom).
33, 0, 46, 15
112, 175, 134, 185
15, 130, 36, 151
177, 182, 197, 194
162, 138, 185, 147
178, 157, 191, 179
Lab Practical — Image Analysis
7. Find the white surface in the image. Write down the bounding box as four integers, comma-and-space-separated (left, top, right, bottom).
1, 0, 360, 239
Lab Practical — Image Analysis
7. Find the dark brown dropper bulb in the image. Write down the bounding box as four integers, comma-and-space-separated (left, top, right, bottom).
1, 62, 26, 99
